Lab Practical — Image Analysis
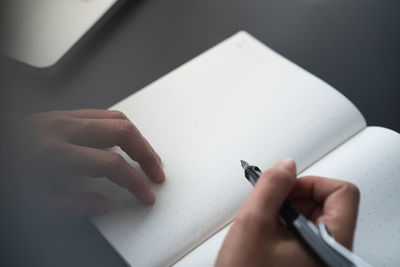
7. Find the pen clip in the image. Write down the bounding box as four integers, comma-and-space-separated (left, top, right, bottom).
318, 223, 374, 267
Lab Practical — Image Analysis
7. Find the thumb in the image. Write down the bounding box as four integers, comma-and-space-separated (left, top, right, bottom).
47, 191, 110, 216
239, 158, 297, 222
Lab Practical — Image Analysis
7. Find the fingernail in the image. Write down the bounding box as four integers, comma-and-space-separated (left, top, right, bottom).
143, 191, 155, 205
154, 164, 166, 183
156, 170, 166, 183
155, 152, 162, 164
274, 158, 296, 172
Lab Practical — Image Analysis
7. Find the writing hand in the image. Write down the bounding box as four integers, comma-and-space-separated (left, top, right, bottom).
215, 158, 359, 267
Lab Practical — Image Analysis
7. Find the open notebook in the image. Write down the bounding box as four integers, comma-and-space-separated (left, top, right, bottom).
79, 32, 400, 267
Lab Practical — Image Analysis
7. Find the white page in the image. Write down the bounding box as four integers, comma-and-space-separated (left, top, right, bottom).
301, 127, 400, 267
177, 126, 400, 267
80, 31, 366, 266
173, 223, 231, 267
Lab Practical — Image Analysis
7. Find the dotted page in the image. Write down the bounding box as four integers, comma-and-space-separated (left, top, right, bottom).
175, 127, 400, 267
81, 31, 367, 267
301, 126, 400, 267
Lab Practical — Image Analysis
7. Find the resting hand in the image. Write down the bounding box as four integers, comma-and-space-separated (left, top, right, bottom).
215, 158, 359, 267
7, 109, 165, 215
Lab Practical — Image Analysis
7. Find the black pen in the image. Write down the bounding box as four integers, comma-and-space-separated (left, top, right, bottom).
240, 160, 366, 267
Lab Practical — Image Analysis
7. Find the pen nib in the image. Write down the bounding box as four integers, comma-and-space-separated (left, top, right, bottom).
240, 160, 249, 170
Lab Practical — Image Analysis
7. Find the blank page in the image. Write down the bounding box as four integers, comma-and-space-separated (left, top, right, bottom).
81, 31, 366, 266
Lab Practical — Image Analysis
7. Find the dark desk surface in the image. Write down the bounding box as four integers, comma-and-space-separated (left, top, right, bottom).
1, 0, 399, 266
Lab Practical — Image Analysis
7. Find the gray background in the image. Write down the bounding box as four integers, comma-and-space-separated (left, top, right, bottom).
1, 0, 399, 266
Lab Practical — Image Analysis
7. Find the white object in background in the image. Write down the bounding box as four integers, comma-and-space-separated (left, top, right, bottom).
0, 0, 119, 68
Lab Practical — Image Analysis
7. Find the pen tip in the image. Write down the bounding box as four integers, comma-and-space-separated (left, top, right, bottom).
240, 160, 249, 169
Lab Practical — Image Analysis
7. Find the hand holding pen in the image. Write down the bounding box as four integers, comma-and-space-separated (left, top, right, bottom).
216, 159, 366, 267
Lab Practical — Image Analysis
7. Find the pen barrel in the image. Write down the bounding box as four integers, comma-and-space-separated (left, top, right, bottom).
290, 215, 355, 267
279, 200, 300, 224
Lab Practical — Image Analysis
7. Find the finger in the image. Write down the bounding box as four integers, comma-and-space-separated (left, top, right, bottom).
290, 200, 319, 219
237, 158, 297, 225
65, 109, 128, 120
47, 191, 109, 216
69, 118, 165, 183
64, 144, 155, 204
275, 200, 320, 228
289, 176, 360, 249
143, 137, 162, 164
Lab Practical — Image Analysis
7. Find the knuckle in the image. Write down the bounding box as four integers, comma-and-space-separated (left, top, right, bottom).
73, 120, 93, 140
109, 110, 128, 120
79, 119, 92, 131
44, 116, 75, 138
105, 152, 124, 171
116, 120, 136, 139
49, 115, 71, 129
